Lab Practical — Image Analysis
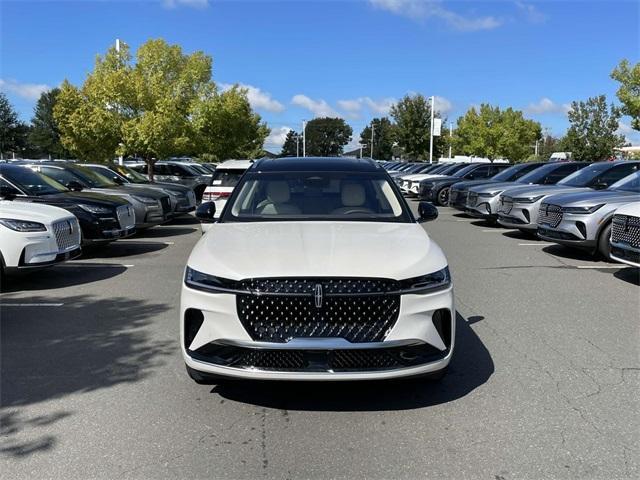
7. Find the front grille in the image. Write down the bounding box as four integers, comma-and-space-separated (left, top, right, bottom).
538, 203, 563, 227
189, 342, 446, 372
160, 196, 171, 214
611, 214, 640, 248
52, 218, 81, 252
467, 192, 478, 207
611, 246, 640, 264
236, 278, 401, 343
116, 205, 135, 229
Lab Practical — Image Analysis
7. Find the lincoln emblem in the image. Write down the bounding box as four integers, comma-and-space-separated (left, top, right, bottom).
314, 284, 323, 308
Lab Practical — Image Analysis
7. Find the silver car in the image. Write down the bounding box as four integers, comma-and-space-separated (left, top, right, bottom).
536, 172, 640, 259
496, 161, 640, 232
464, 162, 587, 222
25, 162, 172, 229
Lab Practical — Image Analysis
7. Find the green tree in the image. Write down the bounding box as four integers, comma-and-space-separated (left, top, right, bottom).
280, 129, 300, 157
54, 39, 269, 179
0, 92, 28, 159
454, 104, 541, 161
611, 59, 640, 131
29, 88, 70, 158
561, 95, 625, 161
193, 85, 269, 161
304, 117, 352, 156
359, 117, 396, 160
390, 94, 446, 160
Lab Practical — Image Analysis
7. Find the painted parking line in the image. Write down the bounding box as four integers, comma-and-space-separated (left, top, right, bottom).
0, 303, 64, 307
60, 263, 135, 268
518, 243, 554, 246
481, 229, 509, 232
117, 240, 175, 245
575, 265, 622, 269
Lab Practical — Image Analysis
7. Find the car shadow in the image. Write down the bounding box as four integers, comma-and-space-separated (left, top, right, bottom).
613, 267, 640, 286
80, 241, 168, 259
0, 264, 127, 292
166, 215, 200, 226
541, 244, 602, 263
502, 230, 538, 240
135, 227, 197, 238
210, 312, 493, 411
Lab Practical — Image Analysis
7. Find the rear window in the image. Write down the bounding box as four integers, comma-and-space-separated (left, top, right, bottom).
211, 168, 246, 187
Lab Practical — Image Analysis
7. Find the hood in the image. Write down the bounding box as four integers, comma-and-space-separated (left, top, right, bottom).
153, 182, 191, 193
0, 200, 73, 223
189, 222, 448, 280
451, 179, 501, 191
24, 191, 129, 208
615, 201, 640, 216
500, 184, 590, 198
543, 189, 638, 207
469, 181, 522, 194
408, 174, 448, 182
102, 185, 168, 199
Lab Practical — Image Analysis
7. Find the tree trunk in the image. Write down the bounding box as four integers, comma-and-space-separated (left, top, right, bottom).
147, 158, 155, 183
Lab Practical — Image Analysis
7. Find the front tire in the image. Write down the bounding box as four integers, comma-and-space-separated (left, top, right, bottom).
597, 222, 612, 262
436, 187, 450, 206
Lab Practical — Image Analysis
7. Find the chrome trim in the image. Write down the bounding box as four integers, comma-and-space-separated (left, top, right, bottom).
212, 338, 427, 351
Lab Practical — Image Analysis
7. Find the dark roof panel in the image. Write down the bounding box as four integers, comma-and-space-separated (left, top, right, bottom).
251, 157, 382, 172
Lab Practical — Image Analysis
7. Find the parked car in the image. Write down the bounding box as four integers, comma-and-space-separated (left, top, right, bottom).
130, 161, 210, 201
83, 163, 196, 217
23, 162, 171, 229
387, 162, 426, 180
419, 163, 512, 205
394, 163, 438, 187
201, 159, 253, 222
449, 162, 547, 211
496, 161, 640, 233
609, 201, 640, 267
0, 164, 135, 244
0, 199, 81, 279
536, 172, 640, 260
402, 163, 471, 197
183, 157, 453, 383
464, 162, 587, 221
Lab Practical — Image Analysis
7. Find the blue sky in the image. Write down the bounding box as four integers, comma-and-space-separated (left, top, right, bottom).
1, 0, 638, 152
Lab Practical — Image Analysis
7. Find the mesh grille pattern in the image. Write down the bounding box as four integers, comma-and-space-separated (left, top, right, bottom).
538, 203, 563, 227
611, 214, 640, 248
330, 349, 400, 370
116, 205, 135, 229
236, 278, 401, 343
238, 350, 307, 370
52, 218, 81, 251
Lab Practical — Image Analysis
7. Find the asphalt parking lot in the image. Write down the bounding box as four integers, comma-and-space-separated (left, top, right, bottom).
1, 206, 638, 480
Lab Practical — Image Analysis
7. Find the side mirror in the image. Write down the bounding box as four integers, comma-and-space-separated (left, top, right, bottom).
67, 180, 84, 191
195, 201, 216, 223
417, 201, 438, 223
112, 175, 125, 185
592, 182, 608, 190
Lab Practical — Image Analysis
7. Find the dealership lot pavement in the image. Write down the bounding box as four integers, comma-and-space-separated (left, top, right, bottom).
1, 208, 638, 480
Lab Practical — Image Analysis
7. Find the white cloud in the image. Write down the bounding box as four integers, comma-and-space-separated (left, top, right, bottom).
265, 126, 292, 148
515, 1, 547, 24
220, 83, 285, 113
526, 97, 571, 115
617, 121, 640, 144
337, 99, 363, 113
337, 97, 397, 117
0, 78, 50, 100
433, 95, 452, 114
369, 0, 502, 32
162, 0, 209, 9
291, 94, 338, 117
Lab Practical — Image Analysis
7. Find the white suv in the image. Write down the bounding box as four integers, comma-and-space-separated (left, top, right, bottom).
0, 200, 81, 278
201, 159, 252, 225
183, 157, 454, 382
610, 201, 640, 267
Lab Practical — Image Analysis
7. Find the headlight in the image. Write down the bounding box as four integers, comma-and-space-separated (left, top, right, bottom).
185, 267, 239, 293
562, 204, 604, 214
78, 203, 112, 214
512, 195, 544, 203
478, 191, 499, 198
130, 195, 159, 206
398, 267, 451, 294
0, 218, 47, 232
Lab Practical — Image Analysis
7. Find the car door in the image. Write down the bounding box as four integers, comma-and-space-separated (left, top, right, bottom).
464, 165, 492, 180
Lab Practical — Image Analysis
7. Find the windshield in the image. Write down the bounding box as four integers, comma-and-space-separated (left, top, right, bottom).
1, 166, 69, 196
610, 172, 640, 192
558, 163, 611, 187
187, 163, 211, 175
451, 164, 480, 177
112, 165, 150, 183
70, 165, 118, 188
491, 163, 541, 182
223, 171, 412, 223
211, 168, 246, 187
517, 163, 569, 184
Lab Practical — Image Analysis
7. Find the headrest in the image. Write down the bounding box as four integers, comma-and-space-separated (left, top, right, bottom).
341, 183, 366, 207
266, 181, 291, 203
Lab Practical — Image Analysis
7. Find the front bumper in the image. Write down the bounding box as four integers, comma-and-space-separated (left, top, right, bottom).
181, 284, 455, 381
497, 200, 541, 230
610, 242, 640, 268
536, 212, 600, 249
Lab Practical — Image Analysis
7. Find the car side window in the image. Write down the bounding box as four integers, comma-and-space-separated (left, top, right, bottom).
153, 165, 169, 175
40, 167, 78, 186
598, 163, 639, 185
171, 165, 189, 177
467, 165, 490, 178
544, 164, 582, 184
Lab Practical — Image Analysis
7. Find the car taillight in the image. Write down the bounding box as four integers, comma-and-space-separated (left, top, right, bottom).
211, 190, 231, 199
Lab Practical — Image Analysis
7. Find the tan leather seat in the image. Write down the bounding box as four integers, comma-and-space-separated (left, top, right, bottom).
257, 181, 301, 215
331, 182, 374, 215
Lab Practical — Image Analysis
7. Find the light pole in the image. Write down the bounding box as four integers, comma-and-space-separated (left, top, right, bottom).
359, 144, 364, 158
302, 120, 306, 157
449, 122, 453, 160
429, 95, 435, 164
295, 134, 300, 157
370, 123, 375, 159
